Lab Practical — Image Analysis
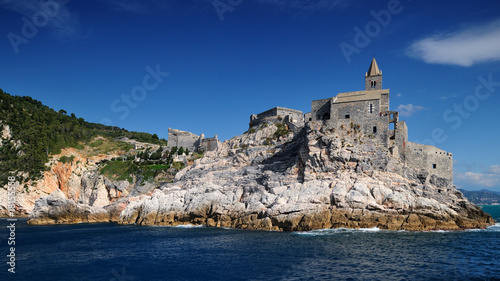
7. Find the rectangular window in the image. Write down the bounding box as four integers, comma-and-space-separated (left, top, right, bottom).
345, 114, 350, 119
432, 164, 437, 169
373, 126, 377, 133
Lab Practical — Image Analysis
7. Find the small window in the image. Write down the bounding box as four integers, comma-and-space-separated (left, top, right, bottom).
368, 103, 374, 113
371, 81, 376, 88
373, 126, 377, 133
432, 164, 437, 169
345, 114, 350, 119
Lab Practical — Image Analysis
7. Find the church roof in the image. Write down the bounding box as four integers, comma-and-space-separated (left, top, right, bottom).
333, 89, 389, 103
366, 58, 381, 76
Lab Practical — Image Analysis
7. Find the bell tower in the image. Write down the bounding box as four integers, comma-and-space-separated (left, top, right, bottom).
365, 58, 382, 91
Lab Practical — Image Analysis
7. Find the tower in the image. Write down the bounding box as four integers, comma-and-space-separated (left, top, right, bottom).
365, 58, 382, 91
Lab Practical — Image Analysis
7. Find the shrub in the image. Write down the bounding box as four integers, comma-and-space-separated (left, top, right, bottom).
171, 161, 185, 171
59, 155, 75, 164
273, 123, 290, 139
90, 139, 104, 147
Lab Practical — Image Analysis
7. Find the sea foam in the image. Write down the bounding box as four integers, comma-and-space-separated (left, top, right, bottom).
294, 227, 381, 236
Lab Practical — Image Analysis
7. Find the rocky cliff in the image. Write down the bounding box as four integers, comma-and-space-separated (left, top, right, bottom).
115, 122, 494, 231
1, 145, 157, 224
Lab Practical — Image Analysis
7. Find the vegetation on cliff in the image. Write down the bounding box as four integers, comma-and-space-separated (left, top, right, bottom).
0, 89, 166, 185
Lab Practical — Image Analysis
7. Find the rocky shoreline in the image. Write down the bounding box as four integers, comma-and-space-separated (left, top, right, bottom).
26, 122, 495, 231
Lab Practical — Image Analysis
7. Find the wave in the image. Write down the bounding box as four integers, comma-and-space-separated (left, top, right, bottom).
294, 227, 381, 236
464, 223, 500, 232
294, 223, 500, 236
481, 223, 499, 232
150, 224, 205, 228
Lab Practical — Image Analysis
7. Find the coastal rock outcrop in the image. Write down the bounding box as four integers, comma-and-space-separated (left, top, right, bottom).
28, 189, 111, 225
117, 122, 495, 231
1, 146, 155, 222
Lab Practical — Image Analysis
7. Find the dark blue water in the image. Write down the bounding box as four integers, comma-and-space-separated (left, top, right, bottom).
1, 206, 499, 281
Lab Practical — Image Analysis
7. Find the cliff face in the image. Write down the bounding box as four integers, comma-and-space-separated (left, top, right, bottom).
117, 122, 494, 231
0, 149, 119, 216
1, 147, 158, 224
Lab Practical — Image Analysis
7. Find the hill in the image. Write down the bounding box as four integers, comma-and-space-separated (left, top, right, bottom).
0, 89, 201, 216
0, 88, 167, 185
459, 189, 500, 205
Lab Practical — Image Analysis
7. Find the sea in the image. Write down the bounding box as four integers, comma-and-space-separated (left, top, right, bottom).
1, 206, 499, 281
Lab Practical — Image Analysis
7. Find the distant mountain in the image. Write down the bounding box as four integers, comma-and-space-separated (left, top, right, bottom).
459, 189, 500, 205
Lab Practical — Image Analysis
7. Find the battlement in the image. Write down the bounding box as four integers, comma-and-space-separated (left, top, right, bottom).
167, 128, 220, 152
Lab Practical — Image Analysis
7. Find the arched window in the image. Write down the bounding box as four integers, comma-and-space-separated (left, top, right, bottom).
371, 81, 376, 88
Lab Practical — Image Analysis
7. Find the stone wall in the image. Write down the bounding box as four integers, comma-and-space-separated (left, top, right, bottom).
330, 99, 381, 120
405, 142, 453, 184
250, 107, 304, 127
167, 128, 200, 151
392, 120, 408, 159
366, 74, 382, 90
199, 136, 220, 152
311, 98, 331, 121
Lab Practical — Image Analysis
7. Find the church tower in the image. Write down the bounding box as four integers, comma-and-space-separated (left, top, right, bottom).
365, 58, 382, 91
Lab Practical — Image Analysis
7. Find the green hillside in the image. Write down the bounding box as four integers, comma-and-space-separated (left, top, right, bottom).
0, 88, 167, 185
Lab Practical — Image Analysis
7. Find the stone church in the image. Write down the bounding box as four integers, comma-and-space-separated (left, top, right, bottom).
250, 58, 453, 184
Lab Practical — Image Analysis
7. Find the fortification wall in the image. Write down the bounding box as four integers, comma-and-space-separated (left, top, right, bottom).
200, 136, 220, 152
256, 107, 278, 119
167, 128, 200, 151
405, 142, 453, 184
251, 107, 304, 127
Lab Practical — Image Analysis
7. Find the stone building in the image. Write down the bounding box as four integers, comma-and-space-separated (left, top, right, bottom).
250, 58, 453, 183
167, 128, 220, 153
250, 106, 304, 128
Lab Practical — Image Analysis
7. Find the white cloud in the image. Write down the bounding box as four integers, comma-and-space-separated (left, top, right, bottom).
455, 165, 500, 188
396, 93, 402, 97
396, 104, 425, 117
257, 0, 348, 12
406, 18, 500, 67
0, 0, 84, 40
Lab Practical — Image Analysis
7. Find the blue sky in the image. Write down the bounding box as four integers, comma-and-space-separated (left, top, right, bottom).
1, 0, 500, 191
